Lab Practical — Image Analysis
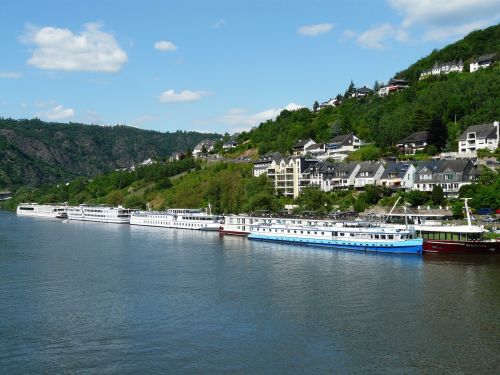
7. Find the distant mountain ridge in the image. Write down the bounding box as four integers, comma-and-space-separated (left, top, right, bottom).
0, 118, 220, 189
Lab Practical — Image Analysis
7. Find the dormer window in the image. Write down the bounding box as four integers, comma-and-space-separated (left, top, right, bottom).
467, 133, 476, 139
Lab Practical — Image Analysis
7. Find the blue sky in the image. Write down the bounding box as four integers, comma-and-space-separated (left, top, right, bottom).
1, 0, 499, 134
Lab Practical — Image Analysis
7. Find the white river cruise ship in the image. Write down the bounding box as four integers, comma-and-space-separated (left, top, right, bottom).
130, 208, 223, 231
16, 203, 67, 218
66, 205, 132, 224
248, 222, 422, 254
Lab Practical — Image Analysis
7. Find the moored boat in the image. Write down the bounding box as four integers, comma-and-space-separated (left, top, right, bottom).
389, 198, 499, 255
66, 205, 132, 224
248, 222, 422, 254
130, 208, 223, 231
416, 224, 499, 254
16, 203, 67, 218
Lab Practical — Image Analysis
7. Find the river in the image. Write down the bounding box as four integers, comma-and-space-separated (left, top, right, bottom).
1, 211, 499, 374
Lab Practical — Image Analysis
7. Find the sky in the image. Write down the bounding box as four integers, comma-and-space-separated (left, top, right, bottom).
1, 0, 499, 134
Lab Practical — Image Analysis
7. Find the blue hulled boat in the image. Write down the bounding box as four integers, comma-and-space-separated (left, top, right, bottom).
248, 223, 422, 254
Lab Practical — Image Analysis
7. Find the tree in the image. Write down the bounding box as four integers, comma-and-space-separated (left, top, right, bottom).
405, 190, 429, 207
313, 101, 319, 112
105, 190, 124, 206
451, 200, 464, 219
431, 185, 444, 205
373, 80, 381, 91
344, 80, 356, 99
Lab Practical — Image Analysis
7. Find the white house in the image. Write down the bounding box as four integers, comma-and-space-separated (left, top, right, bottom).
378, 79, 409, 96
319, 98, 342, 109
351, 86, 374, 98
354, 162, 385, 188
458, 121, 499, 154
192, 140, 216, 158
223, 140, 239, 150
292, 139, 316, 155
377, 163, 415, 190
252, 152, 283, 177
419, 59, 464, 79
470, 53, 497, 72
396, 131, 430, 155
327, 133, 362, 153
304, 142, 326, 157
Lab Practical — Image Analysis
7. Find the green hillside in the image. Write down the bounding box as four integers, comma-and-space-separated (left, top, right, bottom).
396, 23, 500, 82
0, 118, 220, 189
238, 58, 499, 155
233, 25, 499, 156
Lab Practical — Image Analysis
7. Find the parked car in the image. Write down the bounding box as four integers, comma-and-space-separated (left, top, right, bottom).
483, 216, 497, 223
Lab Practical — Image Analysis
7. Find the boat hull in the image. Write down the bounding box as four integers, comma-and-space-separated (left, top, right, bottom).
423, 239, 499, 254
248, 234, 422, 254
219, 228, 250, 236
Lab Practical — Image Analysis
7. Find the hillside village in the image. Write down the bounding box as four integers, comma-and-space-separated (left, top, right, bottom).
181, 44, 499, 207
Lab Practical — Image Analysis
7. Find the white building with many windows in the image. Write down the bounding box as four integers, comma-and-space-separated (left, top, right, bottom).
265, 157, 318, 198
458, 121, 499, 154
413, 159, 479, 197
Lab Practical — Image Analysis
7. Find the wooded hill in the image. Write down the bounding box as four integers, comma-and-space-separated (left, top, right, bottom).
236, 24, 500, 155
396, 23, 500, 82
0, 118, 219, 189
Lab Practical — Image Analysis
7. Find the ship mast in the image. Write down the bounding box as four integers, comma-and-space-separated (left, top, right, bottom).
461, 198, 472, 227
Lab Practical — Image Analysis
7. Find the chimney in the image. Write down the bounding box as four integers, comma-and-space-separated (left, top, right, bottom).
495, 121, 499, 141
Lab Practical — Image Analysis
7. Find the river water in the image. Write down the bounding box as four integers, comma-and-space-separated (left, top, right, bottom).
1, 211, 499, 374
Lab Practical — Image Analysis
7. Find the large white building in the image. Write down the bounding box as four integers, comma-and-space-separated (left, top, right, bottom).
470, 53, 497, 72
458, 121, 499, 154
265, 156, 317, 198
413, 159, 479, 197
419, 59, 464, 79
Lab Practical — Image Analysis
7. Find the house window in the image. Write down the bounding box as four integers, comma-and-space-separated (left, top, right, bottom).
421, 174, 432, 180
444, 173, 454, 180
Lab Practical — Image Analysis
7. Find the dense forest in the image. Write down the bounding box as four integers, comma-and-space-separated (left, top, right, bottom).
0, 118, 220, 189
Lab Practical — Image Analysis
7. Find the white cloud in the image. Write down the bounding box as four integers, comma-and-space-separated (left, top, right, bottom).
349, 0, 499, 50
39, 104, 75, 120
154, 40, 177, 51
24, 23, 128, 72
388, 0, 500, 40
159, 89, 209, 103
357, 24, 407, 49
0, 71, 22, 79
297, 23, 333, 36
205, 103, 305, 132
212, 18, 226, 29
